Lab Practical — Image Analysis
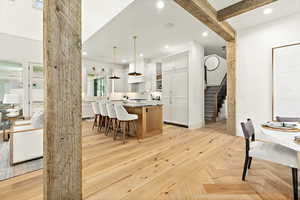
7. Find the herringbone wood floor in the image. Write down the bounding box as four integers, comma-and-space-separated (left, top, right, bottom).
0, 121, 296, 200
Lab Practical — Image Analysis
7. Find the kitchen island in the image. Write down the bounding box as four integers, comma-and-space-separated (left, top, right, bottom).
124, 104, 163, 139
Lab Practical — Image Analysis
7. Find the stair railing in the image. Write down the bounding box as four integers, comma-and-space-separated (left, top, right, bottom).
214, 74, 227, 120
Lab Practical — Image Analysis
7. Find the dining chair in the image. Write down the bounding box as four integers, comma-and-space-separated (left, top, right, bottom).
106, 103, 118, 136
114, 104, 138, 144
91, 102, 101, 130
98, 101, 109, 134
276, 116, 300, 122
241, 119, 299, 200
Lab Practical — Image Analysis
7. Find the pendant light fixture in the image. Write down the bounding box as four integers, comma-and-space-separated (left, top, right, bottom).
128, 36, 142, 76
109, 46, 121, 80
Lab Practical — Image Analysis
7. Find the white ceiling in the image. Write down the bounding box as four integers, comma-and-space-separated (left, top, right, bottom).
83, 0, 226, 63
0, 0, 134, 41
84, 0, 300, 63
209, 0, 300, 30
0, 0, 299, 63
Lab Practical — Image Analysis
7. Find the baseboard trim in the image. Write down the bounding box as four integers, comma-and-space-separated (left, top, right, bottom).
164, 121, 188, 128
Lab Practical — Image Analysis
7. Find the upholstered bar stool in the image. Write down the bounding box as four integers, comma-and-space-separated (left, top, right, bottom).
114, 104, 138, 144
106, 103, 118, 136
91, 102, 101, 130
98, 101, 109, 134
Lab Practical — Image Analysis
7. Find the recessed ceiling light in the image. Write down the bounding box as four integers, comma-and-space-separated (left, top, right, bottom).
139, 53, 144, 57
263, 8, 273, 15
82, 51, 87, 56
156, 1, 165, 9
164, 45, 169, 49
202, 31, 209, 37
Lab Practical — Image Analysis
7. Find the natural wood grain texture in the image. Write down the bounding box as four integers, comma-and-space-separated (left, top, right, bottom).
124, 105, 163, 139
43, 0, 82, 199
145, 106, 163, 137
227, 41, 236, 136
0, 121, 296, 200
217, 0, 278, 21
174, 0, 236, 41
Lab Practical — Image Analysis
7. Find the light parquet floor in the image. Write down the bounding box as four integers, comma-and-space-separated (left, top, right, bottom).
0, 121, 296, 200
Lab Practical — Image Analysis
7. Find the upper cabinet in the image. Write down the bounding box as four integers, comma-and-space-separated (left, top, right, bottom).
113, 69, 128, 92
162, 52, 189, 71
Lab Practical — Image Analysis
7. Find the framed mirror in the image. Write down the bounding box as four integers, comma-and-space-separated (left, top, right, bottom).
272, 43, 300, 119
205, 55, 220, 71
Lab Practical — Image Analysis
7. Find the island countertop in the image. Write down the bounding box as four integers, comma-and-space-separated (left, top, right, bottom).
123, 103, 162, 108
124, 104, 163, 139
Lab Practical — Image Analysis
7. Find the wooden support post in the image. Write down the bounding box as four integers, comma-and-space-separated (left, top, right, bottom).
43, 0, 82, 199
226, 41, 236, 136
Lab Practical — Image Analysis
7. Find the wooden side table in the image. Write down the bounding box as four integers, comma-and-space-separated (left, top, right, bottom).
2, 116, 18, 141
1, 121, 11, 141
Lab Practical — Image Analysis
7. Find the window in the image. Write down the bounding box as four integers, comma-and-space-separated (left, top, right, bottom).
30, 64, 44, 114
0, 61, 23, 107
94, 78, 106, 97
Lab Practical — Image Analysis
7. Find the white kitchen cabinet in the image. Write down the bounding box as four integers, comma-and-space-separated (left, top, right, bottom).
162, 67, 188, 126
162, 52, 188, 71
144, 62, 157, 92
113, 69, 128, 92
128, 75, 145, 84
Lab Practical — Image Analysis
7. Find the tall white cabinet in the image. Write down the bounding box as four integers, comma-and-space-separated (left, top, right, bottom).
162, 53, 189, 126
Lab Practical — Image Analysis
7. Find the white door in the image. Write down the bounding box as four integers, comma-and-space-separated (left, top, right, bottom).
162, 68, 188, 125
170, 68, 188, 125
0, 60, 25, 113
162, 71, 172, 122
28, 63, 44, 116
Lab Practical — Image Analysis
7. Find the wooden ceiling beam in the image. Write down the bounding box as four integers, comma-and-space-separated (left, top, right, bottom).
217, 0, 278, 21
174, 0, 236, 41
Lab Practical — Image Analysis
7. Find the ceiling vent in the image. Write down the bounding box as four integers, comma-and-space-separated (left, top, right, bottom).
33, 0, 43, 10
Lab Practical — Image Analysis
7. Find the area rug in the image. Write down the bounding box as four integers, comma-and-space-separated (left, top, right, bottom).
0, 132, 43, 181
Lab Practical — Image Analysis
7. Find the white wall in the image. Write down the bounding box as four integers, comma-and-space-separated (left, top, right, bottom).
0, 33, 42, 64
205, 54, 227, 86
0, 0, 135, 42
236, 13, 300, 137
188, 41, 205, 129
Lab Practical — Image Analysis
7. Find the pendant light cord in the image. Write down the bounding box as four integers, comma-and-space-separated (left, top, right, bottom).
133, 36, 137, 75
113, 46, 116, 77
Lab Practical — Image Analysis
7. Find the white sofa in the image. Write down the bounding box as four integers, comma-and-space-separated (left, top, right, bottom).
10, 111, 44, 165
11, 125, 43, 164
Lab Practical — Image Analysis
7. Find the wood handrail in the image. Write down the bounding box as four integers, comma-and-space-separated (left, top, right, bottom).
217, 74, 227, 94
214, 74, 227, 120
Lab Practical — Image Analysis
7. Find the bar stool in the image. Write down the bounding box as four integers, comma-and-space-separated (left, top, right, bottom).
91, 102, 100, 130
114, 104, 138, 144
106, 103, 118, 136
98, 101, 109, 134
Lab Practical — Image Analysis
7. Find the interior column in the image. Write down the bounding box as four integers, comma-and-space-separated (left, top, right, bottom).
226, 40, 236, 136
43, 0, 82, 199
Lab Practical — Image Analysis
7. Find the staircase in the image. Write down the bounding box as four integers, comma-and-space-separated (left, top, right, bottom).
205, 75, 227, 122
